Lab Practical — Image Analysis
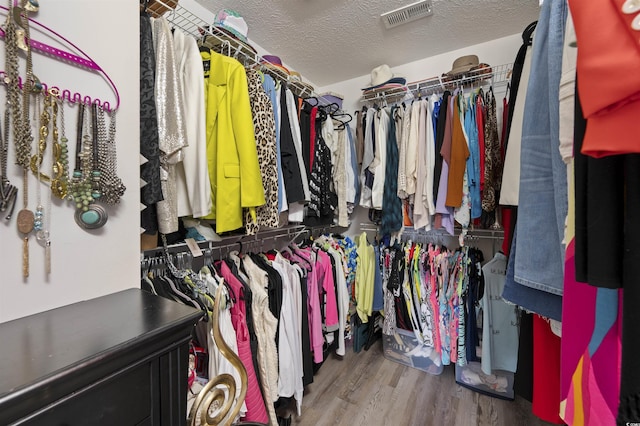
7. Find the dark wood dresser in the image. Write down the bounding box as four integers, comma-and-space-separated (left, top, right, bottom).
0, 288, 202, 426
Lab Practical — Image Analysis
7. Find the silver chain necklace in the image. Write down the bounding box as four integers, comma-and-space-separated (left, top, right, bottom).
96, 106, 125, 204
0, 109, 18, 219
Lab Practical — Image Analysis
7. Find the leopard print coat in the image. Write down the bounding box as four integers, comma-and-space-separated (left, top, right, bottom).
244, 69, 279, 234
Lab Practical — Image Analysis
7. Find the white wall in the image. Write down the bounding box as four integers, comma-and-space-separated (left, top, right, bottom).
0, 0, 139, 322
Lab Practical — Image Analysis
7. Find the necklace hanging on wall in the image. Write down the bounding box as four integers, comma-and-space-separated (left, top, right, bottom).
0, 111, 18, 220
70, 103, 108, 230
29, 92, 53, 274
7, 0, 41, 277
96, 105, 125, 205
49, 91, 68, 200
56, 97, 71, 198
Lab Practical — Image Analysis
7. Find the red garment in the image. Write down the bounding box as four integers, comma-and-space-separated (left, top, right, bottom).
501, 207, 513, 256
533, 314, 564, 425
501, 97, 509, 161
569, 0, 640, 157
309, 106, 318, 172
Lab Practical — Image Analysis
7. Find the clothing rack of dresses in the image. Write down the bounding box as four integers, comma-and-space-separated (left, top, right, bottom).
361, 62, 513, 105
145, 0, 330, 102
401, 226, 505, 257
141, 226, 357, 425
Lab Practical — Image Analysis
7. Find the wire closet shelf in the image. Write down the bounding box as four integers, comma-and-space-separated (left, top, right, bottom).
147, 0, 331, 103
361, 62, 513, 104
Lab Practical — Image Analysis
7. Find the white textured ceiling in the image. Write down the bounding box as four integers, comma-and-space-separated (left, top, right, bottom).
196, 0, 540, 87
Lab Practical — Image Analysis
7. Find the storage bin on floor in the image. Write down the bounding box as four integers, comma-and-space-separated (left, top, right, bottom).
382, 328, 444, 375
455, 361, 515, 400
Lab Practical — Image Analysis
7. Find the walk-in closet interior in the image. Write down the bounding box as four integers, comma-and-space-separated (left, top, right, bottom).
0, 0, 636, 424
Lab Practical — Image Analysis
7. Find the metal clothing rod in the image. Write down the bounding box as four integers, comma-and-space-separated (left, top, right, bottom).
148, 0, 333, 103
141, 224, 308, 261
307, 224, 349, 239
358, 223, 504, 240
360, 62, 513, 104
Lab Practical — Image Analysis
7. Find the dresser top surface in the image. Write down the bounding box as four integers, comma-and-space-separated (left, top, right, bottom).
0, 288, 201, 398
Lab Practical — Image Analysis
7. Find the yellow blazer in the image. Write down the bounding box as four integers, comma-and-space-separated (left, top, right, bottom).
202, 51, 265, 232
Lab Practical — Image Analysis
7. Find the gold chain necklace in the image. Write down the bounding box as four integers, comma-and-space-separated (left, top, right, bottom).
50, 92, 68, 199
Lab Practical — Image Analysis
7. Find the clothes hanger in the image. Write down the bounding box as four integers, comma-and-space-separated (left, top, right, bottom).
332, 112, 352, 130
523, 21, 538, 46
304, 96, 320, 107
316, 105, 328, 122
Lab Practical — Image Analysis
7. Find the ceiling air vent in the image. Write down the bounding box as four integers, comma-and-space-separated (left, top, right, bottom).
381, 0, 433, 29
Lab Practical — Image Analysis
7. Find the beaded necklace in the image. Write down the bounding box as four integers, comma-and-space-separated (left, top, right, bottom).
70, 104, 107, 229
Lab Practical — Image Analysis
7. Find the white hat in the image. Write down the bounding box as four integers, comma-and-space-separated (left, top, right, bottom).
369, 64, 393, 87
362, 64, 406, 91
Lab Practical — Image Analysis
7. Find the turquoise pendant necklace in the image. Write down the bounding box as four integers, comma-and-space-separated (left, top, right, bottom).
70, 104, 107, 229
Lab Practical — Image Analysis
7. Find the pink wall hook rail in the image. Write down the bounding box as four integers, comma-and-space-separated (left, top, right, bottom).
0, 72, 116, 112
0, 5, 120, 111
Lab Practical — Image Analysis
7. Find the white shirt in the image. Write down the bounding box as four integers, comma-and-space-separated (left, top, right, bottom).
371, 108, 390, 210
405, 101, 421, 196
276, 85, 289, 213
413, 99, 432, 230
326, 246, 349, 356
272, 255, 304, 415
500, 45, 533, 206
173, 30, 211, 218
359, 108, 376, 208
286, 89, 309, 222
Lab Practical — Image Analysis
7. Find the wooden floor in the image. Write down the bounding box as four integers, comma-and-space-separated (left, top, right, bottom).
292, 339, 555, 426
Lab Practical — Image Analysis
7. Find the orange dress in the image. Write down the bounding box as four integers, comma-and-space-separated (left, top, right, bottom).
446, 95, 470, 207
